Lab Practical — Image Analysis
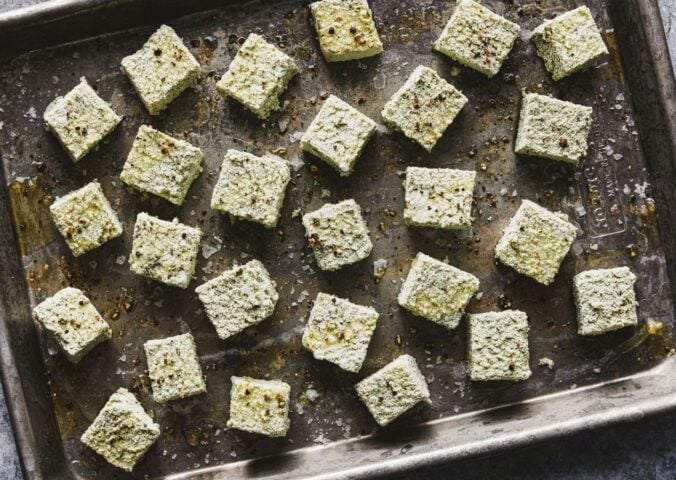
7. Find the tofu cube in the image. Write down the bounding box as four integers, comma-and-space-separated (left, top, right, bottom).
216, 33, 298, 119
129, 213, 202, 288
32, 287, 111, 363
309, 0, 383, 62
43, 77, 121, 162
195, 260, 279, 341
398, 252, 480, 330
144, 333, 206, 403
80, 388, 160, 471
302, 292, 379, 373
120, 125, 203, 205
467, 310, 531, 381
210, 149, 291, 228
301, 95, 377, 176
50, 181, 123, 257
495, 200, 577, 285
573, 267, 638, 336
302, 199, 373, 271
382, 65, 467, 151
531, 6, 609, 81
404, 166, 476, 229
434, 0, 520, 77
227, 376, 290, 437
355, 354, 430, 426
515, 93, 593, 164
121, 25, 201, 115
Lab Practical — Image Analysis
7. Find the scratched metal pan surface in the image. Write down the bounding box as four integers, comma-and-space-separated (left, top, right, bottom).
0, 0, 675, 478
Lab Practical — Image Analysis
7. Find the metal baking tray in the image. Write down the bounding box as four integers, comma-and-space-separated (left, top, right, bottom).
0, 0, 675, 478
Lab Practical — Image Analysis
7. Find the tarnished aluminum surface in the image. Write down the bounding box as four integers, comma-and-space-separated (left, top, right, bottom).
0, 0, 675, 478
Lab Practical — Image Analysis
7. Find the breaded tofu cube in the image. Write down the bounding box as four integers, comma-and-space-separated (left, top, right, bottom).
355, 354, 430, 426
495, 200, 577, 285
216, 33, 298, 119
573, 267, 638, 336
309, 0, 383, 62
144, 333, 206, 403
227, 376, 290, 437
398, 252, 480, 330
515, 93, 593, 164
302, 292, 379, 373
43, 77, 121, 162
195, 260, 279, 341
467, 310, 531, 381
32, 287, 111, 363
120, 125, 203, 205
404, 166, 476, 229
121, 25, 201, 115
210, 149, 291, 228
531, 6, 608, 81
382, 65, 467, 151
302, 199, 373, 271
81, 388, 160, 471
129, 213, 202, 288
301, 95, 377, 176
50, 180, 123, 257
434, 0, 520, 77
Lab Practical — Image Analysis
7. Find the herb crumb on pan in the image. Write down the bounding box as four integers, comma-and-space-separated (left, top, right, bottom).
381, 65, 467, 151
43, 77, 121, 162
32, 287, 111, 363
129, 213, 202, 289
434, 0, 520, 77
49, 180, 123, 257
216, 33, 298, 119
355, 354, 430, 426
80, 388, 160, 472
121, 24, 201, 115
310, 0, 383, 62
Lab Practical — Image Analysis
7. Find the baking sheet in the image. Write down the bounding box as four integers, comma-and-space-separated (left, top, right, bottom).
0, 0, 675, 478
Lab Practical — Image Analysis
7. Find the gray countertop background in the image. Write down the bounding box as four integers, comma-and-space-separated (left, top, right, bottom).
0, 1, 675, 479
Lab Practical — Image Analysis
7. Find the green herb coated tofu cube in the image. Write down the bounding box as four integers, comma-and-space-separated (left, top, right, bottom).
144, 333, 206, 403
310, 0, 383, 62
121, 25, 201, 115
302, 199, 373, 271
302, 292, 379, 373
301, 95, 377, 176
80, 388, 160, 472
129, 213, 202, 288
32, 287, 111, 363
382, 65, 467, 151
467, 310, 531, 381
43, 77, 121, 162
573, 267, 638, 336
398, 252, 479, 330
404, 166, 476, 229
515, 92, 593, 164
495, 200, 577, 285
216, 33, 299, 119
120, 125, 203, 205
227, 376, 291, 437
195, 259, 279, 340
355, 354, 430, 426
49, 180, 123, 257
210, 149, 291, 228
531, 6, 608, 81
434, 0, 520, 77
